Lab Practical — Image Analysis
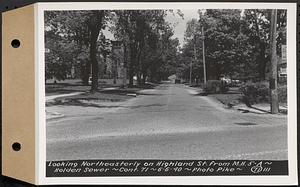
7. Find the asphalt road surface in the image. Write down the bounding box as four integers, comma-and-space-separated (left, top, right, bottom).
47, 83, 287, 161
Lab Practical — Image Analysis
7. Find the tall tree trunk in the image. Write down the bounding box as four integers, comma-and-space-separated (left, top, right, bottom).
113, 60, 117, 84
128, 43, 135, 87
149, 70, 154, 83
137, 62, 142, 86
136, 43, 144, 86
141, 72, 146, 85
129, 68, 134, 86
258, 42, 267, 80
122, 42, 128, 88
82, 61, 90, 85
90, 28, 100, 92
254, 16, 267, 81
89, 11, 103, 92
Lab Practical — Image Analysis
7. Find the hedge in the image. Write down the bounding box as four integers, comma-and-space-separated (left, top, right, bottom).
203, 80, 229, 94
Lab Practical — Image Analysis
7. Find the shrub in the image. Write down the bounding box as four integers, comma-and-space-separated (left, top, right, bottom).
278, 85, 287, 103
239, 81, 269, 106
240, 82, 288, 106
203, 80, 229, 94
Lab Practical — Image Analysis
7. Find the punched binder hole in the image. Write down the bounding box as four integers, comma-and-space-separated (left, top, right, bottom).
12, 142, 21, 151
11, 39, 20, 48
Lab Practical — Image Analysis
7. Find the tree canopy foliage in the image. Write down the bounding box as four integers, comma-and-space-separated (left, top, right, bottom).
45, 10, 181, 88
181, 9, 287, 83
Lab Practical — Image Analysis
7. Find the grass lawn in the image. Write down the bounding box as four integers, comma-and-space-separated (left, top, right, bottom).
207, 87, 243, 108
46, 79, 157, 96
46, 81, 158, 108
207, 87, 287, 114
46, 91, 135, 108
45, 82, 121, 96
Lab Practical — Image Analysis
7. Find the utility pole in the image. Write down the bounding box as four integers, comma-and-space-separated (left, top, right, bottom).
270, 9, 279, 114
189, 34, 195, 85
122, 40, 127, 88
193, 35, 197, 85
202, 26, 207, 84
189, 61, 193, 85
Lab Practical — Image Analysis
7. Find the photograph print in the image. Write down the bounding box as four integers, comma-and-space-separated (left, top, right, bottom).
44, 4, 294, 179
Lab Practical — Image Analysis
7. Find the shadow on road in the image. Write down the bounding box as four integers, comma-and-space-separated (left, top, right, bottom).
235, 122, 258, 126
249, 106, 271, 114
47, 99, 122, 108
129, 104, 165, 109
47, 97, 165, 109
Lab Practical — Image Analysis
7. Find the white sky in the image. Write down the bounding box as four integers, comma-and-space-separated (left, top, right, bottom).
166, 9, 199, 46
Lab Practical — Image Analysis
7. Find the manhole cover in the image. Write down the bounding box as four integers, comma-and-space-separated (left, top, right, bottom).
235, 122, 258, 126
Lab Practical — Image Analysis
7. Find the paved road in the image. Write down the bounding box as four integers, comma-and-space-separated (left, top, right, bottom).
47, 83, 287, 161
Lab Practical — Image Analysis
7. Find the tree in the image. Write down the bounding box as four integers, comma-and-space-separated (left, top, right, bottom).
204, 9, 244, 80
243, 9, 271, 80
45, 11, 82, 81
179, 9, 287, 83
184, 18, 204, 83
112, 10, 180, 86
87, 10, 106, 92
45, 10, 110, 91
242, 9, 287, 80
